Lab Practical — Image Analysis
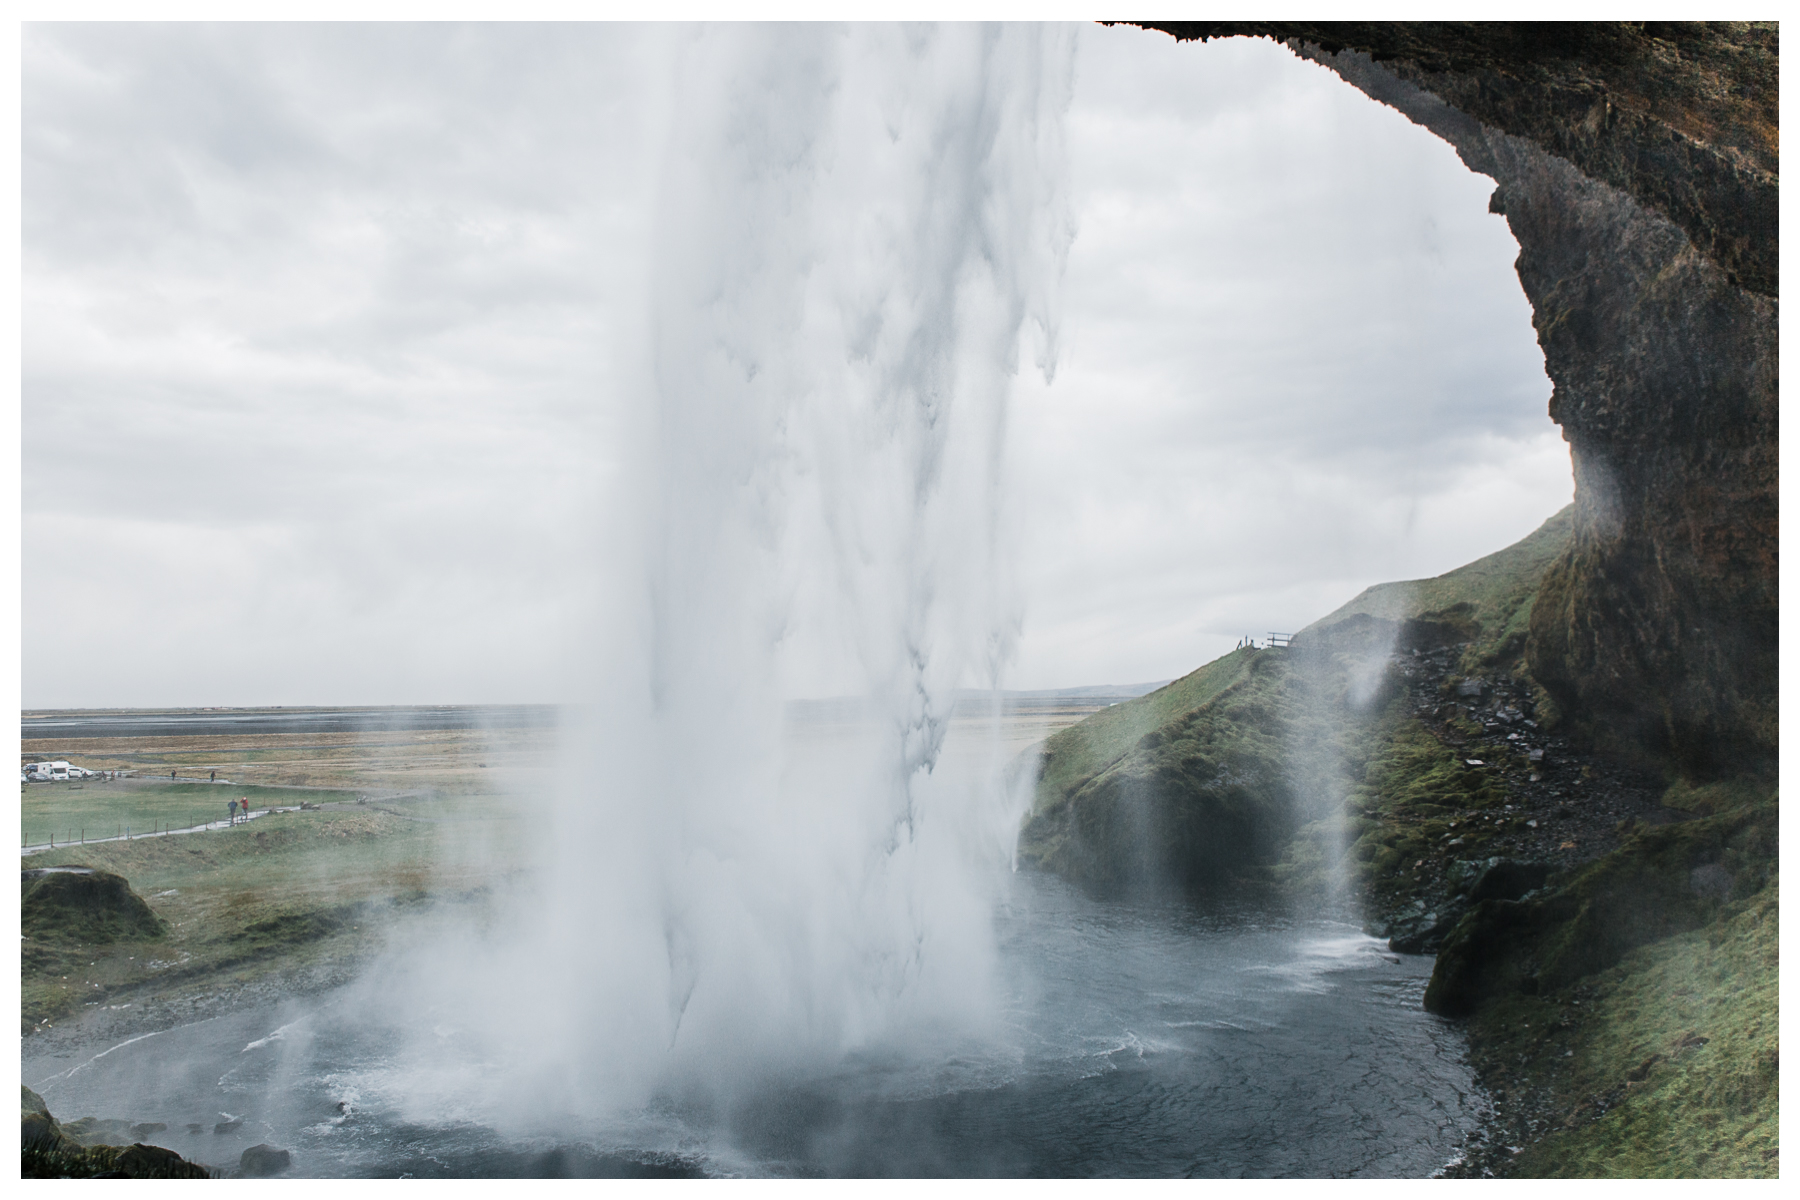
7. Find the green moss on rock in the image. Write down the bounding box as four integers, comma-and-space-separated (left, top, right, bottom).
22, 867, 167, 944
1425, 789, 1775, 1015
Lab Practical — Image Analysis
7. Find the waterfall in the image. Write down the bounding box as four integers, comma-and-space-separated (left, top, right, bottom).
380, 23, 1076, 1126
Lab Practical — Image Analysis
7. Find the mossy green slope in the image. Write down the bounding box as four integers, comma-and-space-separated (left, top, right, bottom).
1532, 880, 1778, 1177
1464, 845, 1778, 1178
1426, 790, 1776, 1013
1030, 649, 1255, 812
21, 807, 505, 1032
1305, 504, 1573, 671
1019, 617, 1417, 897
1021, 507, 1574, 898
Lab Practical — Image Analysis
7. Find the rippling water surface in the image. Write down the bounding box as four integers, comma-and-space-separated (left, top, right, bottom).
27, 871, 1485, 1178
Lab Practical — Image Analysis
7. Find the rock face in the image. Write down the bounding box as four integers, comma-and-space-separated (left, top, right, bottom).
1423, 797, 1774, 1015
1137, 23, 1778, 779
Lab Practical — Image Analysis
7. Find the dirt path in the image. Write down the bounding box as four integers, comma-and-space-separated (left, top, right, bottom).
20, 790, 444, 858
21, 806, 291, 857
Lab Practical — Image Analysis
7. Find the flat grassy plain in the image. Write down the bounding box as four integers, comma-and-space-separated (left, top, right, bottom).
23, 799, 526, 1035
21, 781, 353, 848
20, 717, 549, 1039
21, 724, 554, 791
24, 796, 527, 1030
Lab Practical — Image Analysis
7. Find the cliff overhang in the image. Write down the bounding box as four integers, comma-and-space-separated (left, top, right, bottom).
1133, 22, 1778, 779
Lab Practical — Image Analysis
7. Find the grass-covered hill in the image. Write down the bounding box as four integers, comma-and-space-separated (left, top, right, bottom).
1015, 503, 1777, 1176
1302, 503, 1572, 671
1018, 507, 1575, 898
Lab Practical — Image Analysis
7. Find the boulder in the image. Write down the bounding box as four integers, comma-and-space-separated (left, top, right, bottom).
240, 1143, 292, 1177
1467, 859, 1552, 903
1445, 856, 1503, 896
1423, 896, 1556, 1016
21, 867, 166, 944
1387, 905, 1464, 955
114, 1143, 210, 1179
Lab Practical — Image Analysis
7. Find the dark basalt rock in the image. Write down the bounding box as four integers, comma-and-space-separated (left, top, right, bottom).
1467, 858, 1553, 904
240, 1143, 293, 1177
1386, 906, 1461, 956
1381, 858, 1550, 956
114, 1143, 204, 1177
1422, 895, 1554, 1016
1307, 39, 1777, 783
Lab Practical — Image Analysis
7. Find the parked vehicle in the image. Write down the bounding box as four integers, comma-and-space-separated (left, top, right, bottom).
21, 760, 92, 782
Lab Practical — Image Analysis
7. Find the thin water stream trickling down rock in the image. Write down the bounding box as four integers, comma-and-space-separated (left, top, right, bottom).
1027, 22, 1776, 1176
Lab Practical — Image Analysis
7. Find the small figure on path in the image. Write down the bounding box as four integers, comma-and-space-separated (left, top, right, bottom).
210, 770, 216, 782
172, 769, 177, 781
228, 798, 239, 823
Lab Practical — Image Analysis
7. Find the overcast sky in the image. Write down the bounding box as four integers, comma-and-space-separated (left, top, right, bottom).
22, 23, 1570, 709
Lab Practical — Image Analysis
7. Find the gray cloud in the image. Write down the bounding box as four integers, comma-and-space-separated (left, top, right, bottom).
23, 23, 1570, 707
25, 23, 665, 706
1005, 28, 1567, 688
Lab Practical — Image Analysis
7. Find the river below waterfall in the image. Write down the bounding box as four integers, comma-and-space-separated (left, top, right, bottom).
25, 870, 1486, 1178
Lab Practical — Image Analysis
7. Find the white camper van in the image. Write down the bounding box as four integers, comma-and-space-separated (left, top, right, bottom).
23, 760, 90, 782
